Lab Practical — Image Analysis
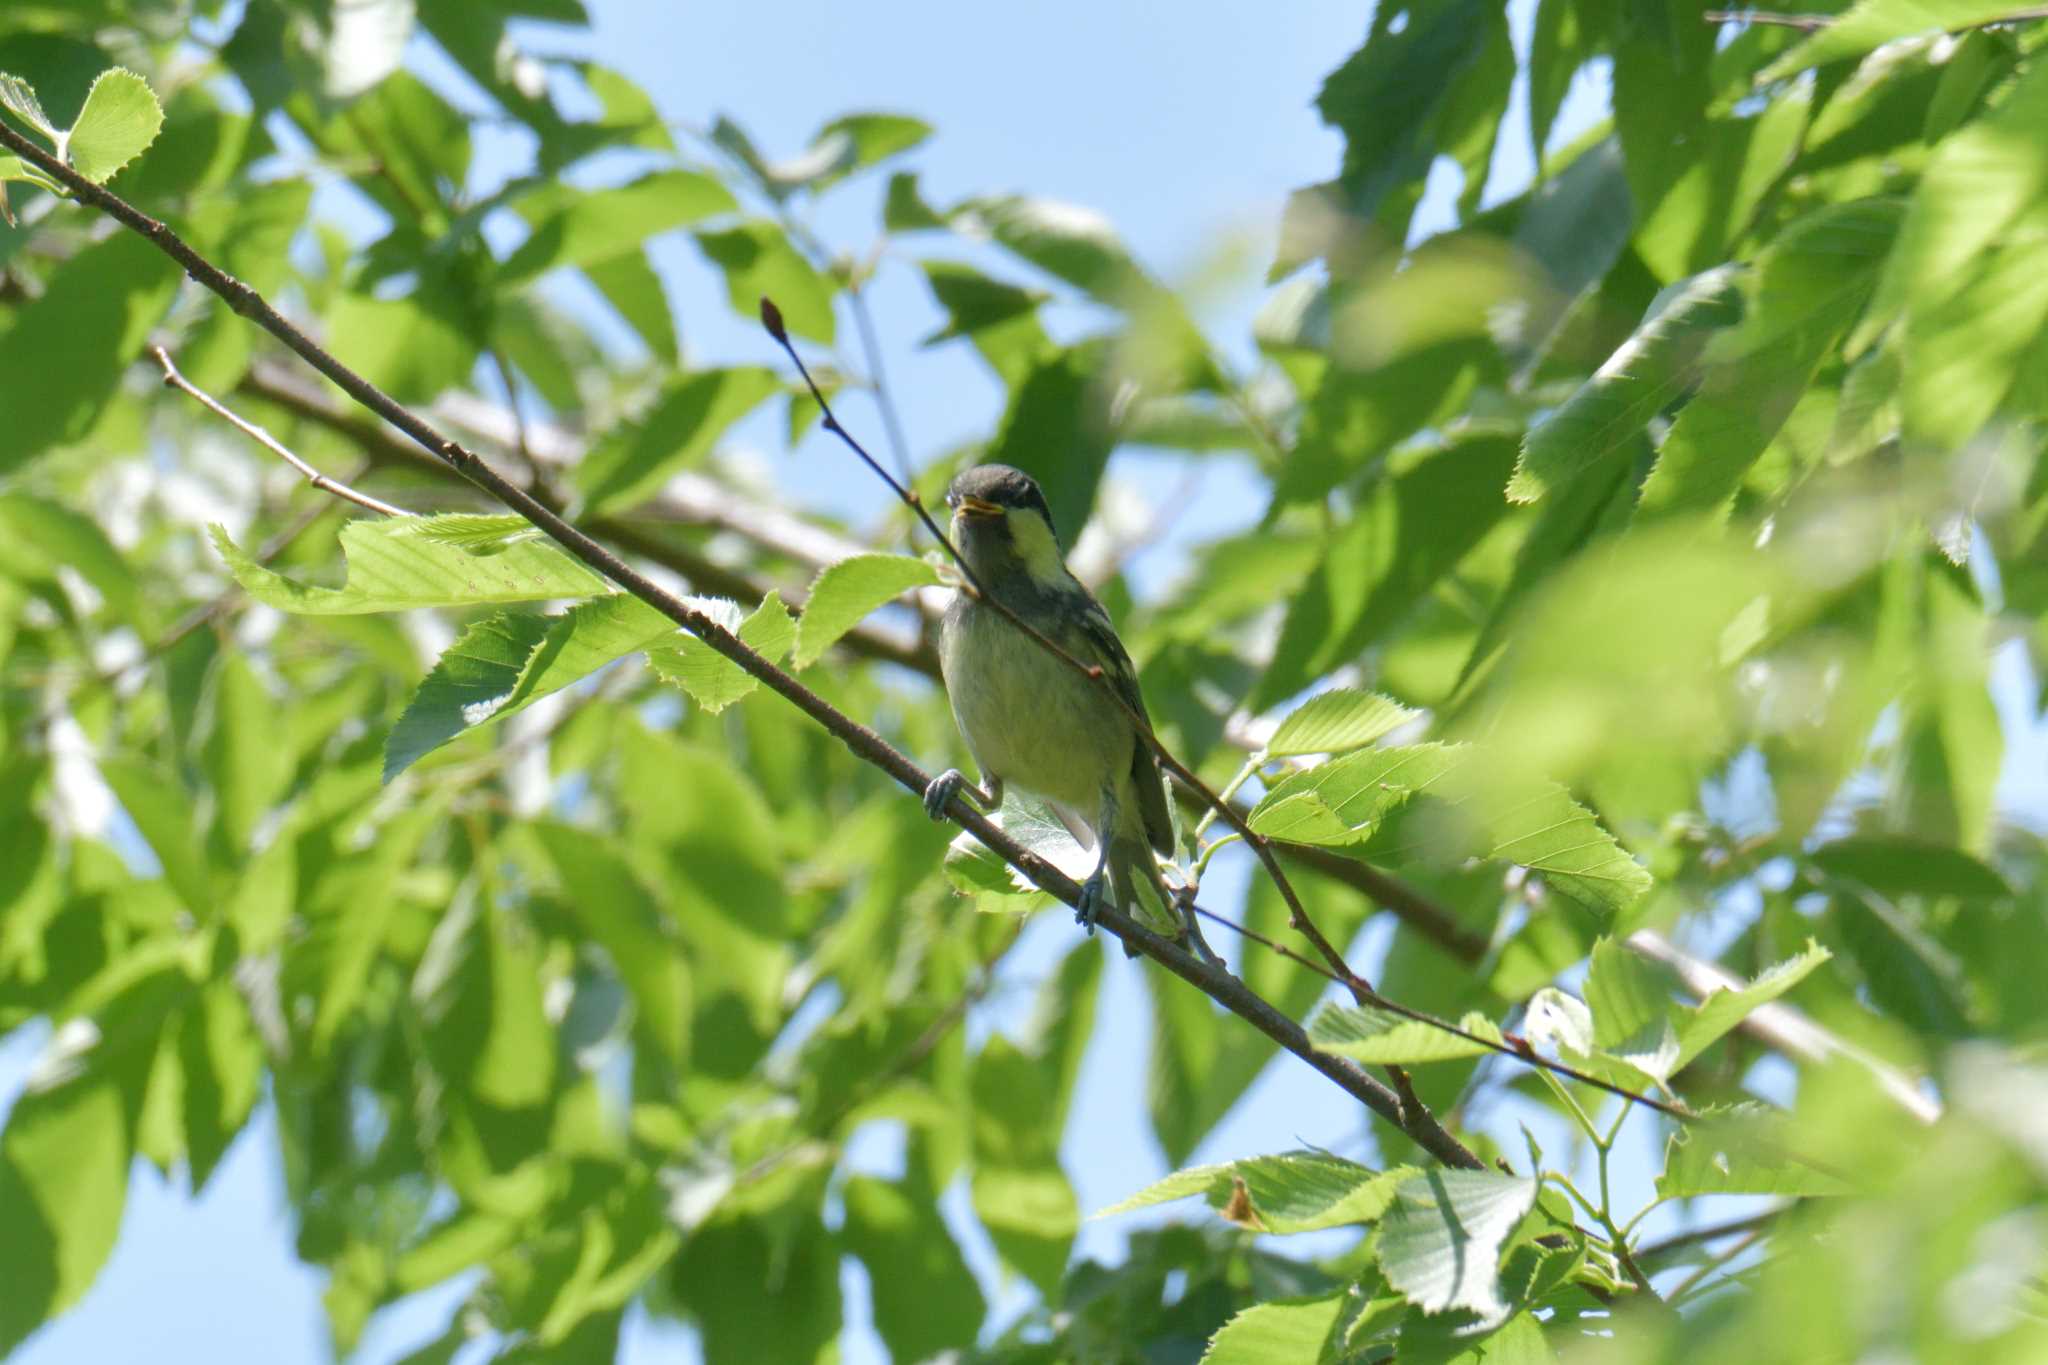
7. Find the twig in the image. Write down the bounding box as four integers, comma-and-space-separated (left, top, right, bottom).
1667, 1227, 1767, 1305
1704, 6, 2048, 31
154, 347, 409, 518
845, 267, 918, 489
1639, 1207, 1787, 1262
1193, 906, 1700, 1123
0, 114, 1484, 1173
760, 301, 1380, 1005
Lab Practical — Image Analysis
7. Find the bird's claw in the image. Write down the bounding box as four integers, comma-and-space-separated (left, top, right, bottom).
1075, 873, 1106, 934
923, 769, 966, 822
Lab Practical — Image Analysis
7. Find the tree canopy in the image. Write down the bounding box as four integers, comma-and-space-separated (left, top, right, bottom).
3, 1, 2048, 1362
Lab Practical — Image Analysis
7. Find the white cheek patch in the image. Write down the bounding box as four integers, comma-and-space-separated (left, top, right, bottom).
1007, 509, 1066, 581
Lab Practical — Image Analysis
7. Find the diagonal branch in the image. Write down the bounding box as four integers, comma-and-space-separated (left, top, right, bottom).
0, 112, 1485, 1172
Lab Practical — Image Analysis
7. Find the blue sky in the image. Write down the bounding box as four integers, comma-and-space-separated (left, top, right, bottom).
20, 1, 2044, 1362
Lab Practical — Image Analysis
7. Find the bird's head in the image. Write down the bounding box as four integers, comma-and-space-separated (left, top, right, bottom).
944, 463, 1067, 586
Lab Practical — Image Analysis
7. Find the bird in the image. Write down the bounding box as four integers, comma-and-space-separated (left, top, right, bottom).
921, 463, 1219, 965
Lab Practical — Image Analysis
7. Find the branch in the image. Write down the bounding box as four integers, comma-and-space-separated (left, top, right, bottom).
155, 348, 409, 518
0, 113, 1484, 1172
1704, 6, 2048, 31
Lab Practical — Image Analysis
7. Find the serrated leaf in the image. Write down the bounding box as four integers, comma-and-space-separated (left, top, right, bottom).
942, 792, 1092, 896
384, 595, 678, 780
792, 554, 940, 669
1265, 689, 1419, 757
1099, 1152, 1415, 1234
1309, 1004, 1505, 1065
1760, 0, 2036, 80
1672, 940, 1831, 1071
1657, 1106, 1855, 1198
1251, 744, 1651, 918
1200, 1294, 1348, 1365
647, 591, 795, 713
0, 71, 57, 138
210, 516, 609, 614
1510, 266, 1745, 503
63, 69, 163, 184
1373, 1169, 1541, 1320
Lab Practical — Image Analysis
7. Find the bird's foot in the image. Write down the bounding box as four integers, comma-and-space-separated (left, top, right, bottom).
1075, 872, 1106, 935
923, 769, 967, 822
1174, 885, 1225, 969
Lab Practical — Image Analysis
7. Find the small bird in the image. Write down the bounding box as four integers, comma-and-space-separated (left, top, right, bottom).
923, 463, 1219, 964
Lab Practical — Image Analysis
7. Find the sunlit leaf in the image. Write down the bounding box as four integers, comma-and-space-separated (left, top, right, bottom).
62, 68, 162, 184
791, 554, 939, 669
211, 516, 609, 615
1373, 1169, 1541, 1320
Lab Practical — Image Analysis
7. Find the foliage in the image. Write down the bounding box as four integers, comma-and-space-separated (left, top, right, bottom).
3, 1, 2048, 1363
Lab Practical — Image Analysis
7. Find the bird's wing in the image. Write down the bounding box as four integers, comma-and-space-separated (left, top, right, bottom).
1073, 600, 1176, 858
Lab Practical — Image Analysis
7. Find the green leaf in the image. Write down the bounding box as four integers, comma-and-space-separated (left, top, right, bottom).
384, 595, 678, 781
1811, 835, 2013, 900
0, 1055, 131, 1353
1373, 1169, 1541, 1320
62, 68, 162, 184
1099, 1152, 1415, 1234
1309, 1004, 1505, 1065
1890, 58, 2048, 448
795, 112, 932, 190
951, 194, 1163, 309
648, 591, 796, 713
202, 652, 293, 855
1200, 1294, 1348, 1365
695, 221, 835, 343
582, 248, 677, 363
0, 70, 58, 138
499, 171, 735, 284
577, 367, 781, 513
1256, 434, 1519, 708
1671, 939, 1831, 1071
530, 823, 690, 1069
309, 803, 440, 1051
1509, 266, 1745, 504
210, 516, 609, 615
0, 492, 145, 628
1636, 199, 1902, 520
0, 231, 181, 476
970, 1036, 1077, 1295
918, 260, 1054, 387
98, 757, 208, 913
841, 1174, 984, 1361
1657, 1107, 1856, 1198
791, 554, 940, 669
1265, 689, 1419, 757
1582, 938, 1680, 1084
1313, 0, 1500, 231
1760, 0, 2038, 80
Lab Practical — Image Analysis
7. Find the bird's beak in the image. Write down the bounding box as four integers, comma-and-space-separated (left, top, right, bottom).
956, 496, 1003, 520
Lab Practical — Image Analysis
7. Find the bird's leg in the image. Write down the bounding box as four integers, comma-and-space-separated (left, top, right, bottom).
1076, 787, 1117, 934
923, 770, 1001, 822
1167, 876, 1225, 969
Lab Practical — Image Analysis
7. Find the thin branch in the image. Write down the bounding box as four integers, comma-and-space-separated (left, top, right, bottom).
1639, 1207, 1788, 1263
845, 266, 918, 488
1704, 5, 2048, 31
1193, 905, 1700, 1124
761, 302, 1379, 1006
154, 347, 409, 518
0, 114, 1483, 1173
